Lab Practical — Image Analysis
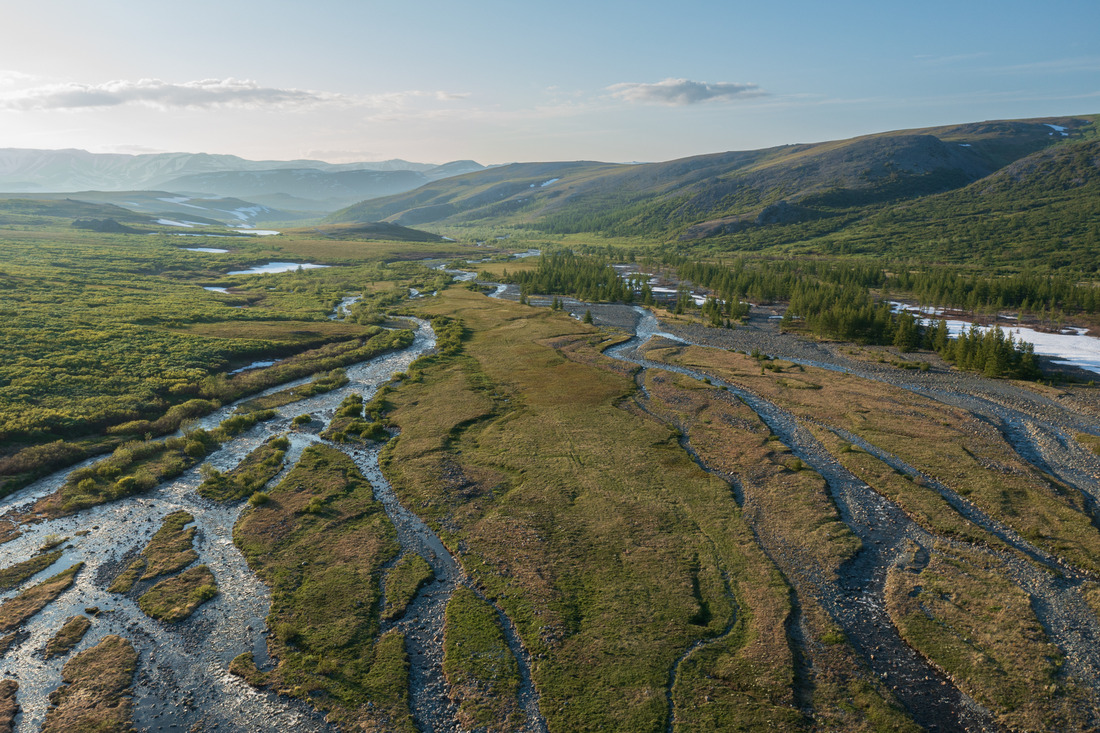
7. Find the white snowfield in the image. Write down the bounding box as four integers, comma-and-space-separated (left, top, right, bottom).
892, 302, 1100, 374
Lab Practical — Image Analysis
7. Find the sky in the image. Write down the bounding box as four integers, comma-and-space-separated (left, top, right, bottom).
1, 0, 1097, 165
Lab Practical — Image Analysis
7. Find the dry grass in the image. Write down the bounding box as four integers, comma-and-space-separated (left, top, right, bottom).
811, 427, 1010, 551
41, 634, 137, 733
0, 564, 81, 633
44, 615, 91, 659
651, 343, 1100, 575
885, 542, 1094, 730
0, 679, 15, 732
642, 370, 860, 576
380, 290, 816, 730
0, 549, 62, 591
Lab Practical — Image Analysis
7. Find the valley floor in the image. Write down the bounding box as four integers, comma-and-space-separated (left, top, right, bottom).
2, 281, 1100, 732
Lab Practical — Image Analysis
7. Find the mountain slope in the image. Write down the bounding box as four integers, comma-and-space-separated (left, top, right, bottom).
161, 168, 433, 212
806, 136, 1100, 269
0, 148, 484, 196
325, 116, 1094, 243
0, 190, 311, 226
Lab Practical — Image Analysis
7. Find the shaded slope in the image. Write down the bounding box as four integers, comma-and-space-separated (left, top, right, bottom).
795, 136, 1100, 268
291, 221, 449, 242
163, 168, 433, 211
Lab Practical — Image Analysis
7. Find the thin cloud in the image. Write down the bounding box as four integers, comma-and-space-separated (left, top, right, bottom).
0, 70, 37, 88
987, 56, 1100, 74
913, 52, 989, 66
0, 77, 342, 110
608, 78, 765, 106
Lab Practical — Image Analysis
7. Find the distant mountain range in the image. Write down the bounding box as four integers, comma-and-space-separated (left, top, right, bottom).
323, 115, 1098, 267
0, 149, 485, 211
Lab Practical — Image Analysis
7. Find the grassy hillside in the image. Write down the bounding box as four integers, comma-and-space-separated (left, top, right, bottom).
683, 135, 1100, 271
288, 221, 448, 242
325, 116, 1093, 252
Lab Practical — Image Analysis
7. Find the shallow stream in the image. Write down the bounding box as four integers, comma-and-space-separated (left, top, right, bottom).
0, 319, 441, 731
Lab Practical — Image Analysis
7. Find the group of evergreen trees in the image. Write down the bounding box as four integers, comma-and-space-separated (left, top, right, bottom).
504, 251, 638, 303
890, 268, 1100, 318
938, 324, 1040, 379
783, 282, 1040, 378
500, 249, 1048, 380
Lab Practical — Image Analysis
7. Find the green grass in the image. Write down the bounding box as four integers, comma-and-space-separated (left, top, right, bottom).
234, 369, 349, 413
638, 367, 912, 730
232, 443, 408, 730
140, 510, 199, 579
109, 510, 198, 593
382, 553, 434, 621
443, 586, 523, 731
229, 652, 269, 687
886, 543, 1090, 730
0, 223, 428, 499
199, 435, 289, 502
137, 565, 218, 622
48, 410, 276, 515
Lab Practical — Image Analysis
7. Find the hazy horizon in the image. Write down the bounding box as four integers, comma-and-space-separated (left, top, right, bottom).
2, 0, 1097, 165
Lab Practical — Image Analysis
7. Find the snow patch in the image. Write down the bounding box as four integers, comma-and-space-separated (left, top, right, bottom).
157, 218, 193, 228
539, 178, 560, 187
892, 301, 1100, 374
1045, 123, 1069, 136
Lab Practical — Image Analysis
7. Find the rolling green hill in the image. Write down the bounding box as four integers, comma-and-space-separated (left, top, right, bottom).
326, 115, 1097, 269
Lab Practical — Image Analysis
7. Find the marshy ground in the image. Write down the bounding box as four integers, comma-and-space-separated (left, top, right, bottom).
2, 279, 1099, 732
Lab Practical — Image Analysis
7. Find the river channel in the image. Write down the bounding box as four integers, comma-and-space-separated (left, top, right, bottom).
0, 317, 438, 732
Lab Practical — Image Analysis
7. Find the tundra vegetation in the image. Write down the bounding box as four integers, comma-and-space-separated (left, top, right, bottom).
4, 137, 1100, 733
198, 434, 290, 502
382, 553, 434, 621
43, 615, 91, 659
232, 444, 414, 730
137, 565, 218, 622
40, 635, 137, 733
109, 510, 199, 593
0, 565, 81, 634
